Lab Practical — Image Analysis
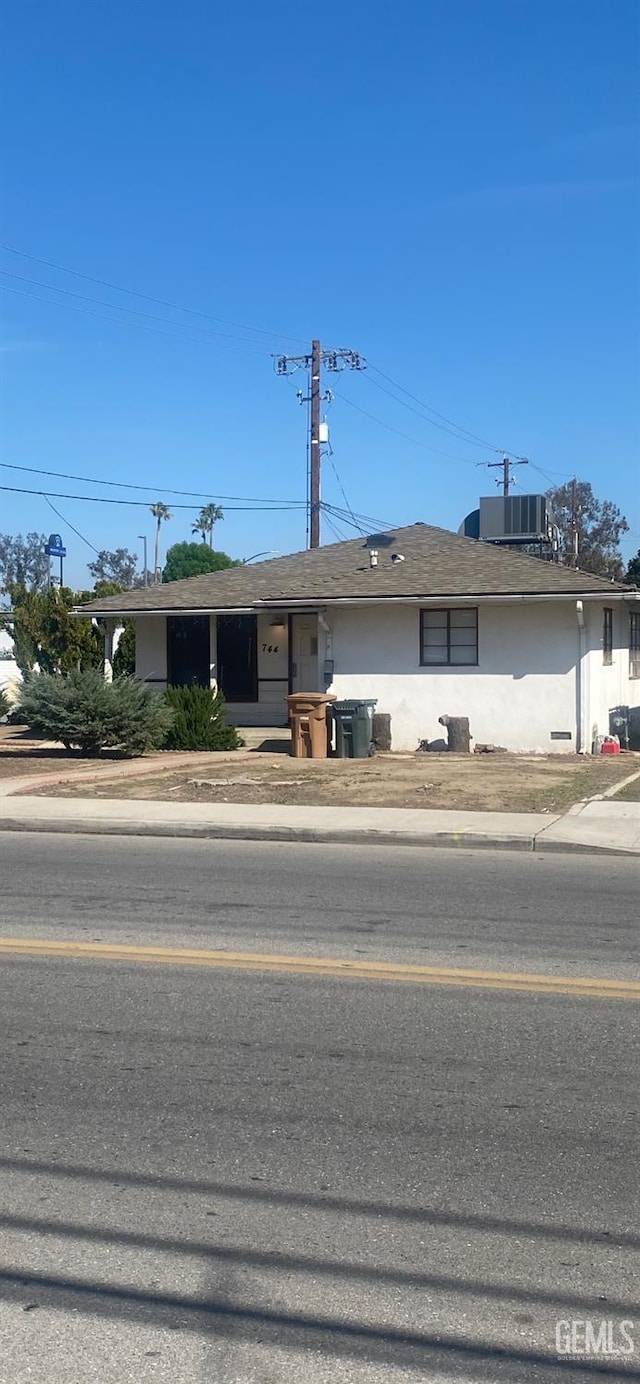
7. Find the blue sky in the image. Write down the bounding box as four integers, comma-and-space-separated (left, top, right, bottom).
1, 0, 638, 586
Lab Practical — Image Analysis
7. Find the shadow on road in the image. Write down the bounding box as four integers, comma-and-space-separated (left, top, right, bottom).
2, 1154, 638, 1251
1, 1156, 638, 1382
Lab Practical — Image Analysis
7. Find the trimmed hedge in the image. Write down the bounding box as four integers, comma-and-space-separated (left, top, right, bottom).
17, 669, 173, 756
164, 685, 241, 751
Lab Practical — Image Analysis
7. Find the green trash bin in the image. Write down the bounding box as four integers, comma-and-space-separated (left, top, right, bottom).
332, 699, 377, 758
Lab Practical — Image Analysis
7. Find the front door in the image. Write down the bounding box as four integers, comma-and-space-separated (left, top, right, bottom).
166, 616, 210, 687
290, 614, 319, 692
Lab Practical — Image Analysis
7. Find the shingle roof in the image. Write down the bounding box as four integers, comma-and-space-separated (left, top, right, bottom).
79, 523, 632, 615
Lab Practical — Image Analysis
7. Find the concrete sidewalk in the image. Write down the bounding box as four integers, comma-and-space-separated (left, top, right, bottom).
0, 793, 638, 854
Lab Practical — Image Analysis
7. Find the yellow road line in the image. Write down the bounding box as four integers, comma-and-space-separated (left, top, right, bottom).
0, 937, 638, 1000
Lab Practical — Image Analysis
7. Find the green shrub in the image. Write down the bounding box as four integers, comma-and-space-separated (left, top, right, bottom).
164, 684, 241, 751
0, 687, 10, 720
17, 669, 173, 756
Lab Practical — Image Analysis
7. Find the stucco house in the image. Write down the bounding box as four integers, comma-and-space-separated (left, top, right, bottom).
80, 522, 640, 754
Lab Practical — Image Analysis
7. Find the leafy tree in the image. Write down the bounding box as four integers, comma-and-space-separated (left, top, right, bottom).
88, 548, 140, 588
626, 549, 640, 587
192, 503, 224, 547
74, 583, 137, 676
9, 586, 103, 677
75, 582, 136, 675
162, 542, 239, 583
17, 669, 173, 756
0, 533, 50, 594
150, 502, 172, 584
164, 685, 240, 750
86, 580, 127, 601
547, 482, 629, 580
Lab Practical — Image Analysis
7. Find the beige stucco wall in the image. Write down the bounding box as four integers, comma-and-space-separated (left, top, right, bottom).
325, 601, 581, 753
132, 600, 638, 749
583, 600, 636, 747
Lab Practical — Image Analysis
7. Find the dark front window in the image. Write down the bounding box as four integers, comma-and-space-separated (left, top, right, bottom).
603, 607, 613, 665
630, 612, 640, 680
216, 614, 258, 701
167, 616, 211, 687
420, 608, 478, 666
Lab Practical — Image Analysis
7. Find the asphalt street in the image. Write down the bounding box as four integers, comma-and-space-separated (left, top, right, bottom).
0, 836, 638, 1383
0, 833, 639, 977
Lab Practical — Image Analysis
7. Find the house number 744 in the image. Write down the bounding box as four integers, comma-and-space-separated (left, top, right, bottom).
262, 644, 280, 654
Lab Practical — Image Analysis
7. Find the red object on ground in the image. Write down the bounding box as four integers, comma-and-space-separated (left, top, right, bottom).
600, 738, 621, 755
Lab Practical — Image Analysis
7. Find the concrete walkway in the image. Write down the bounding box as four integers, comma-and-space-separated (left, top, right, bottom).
0, 793, 638, 855
535, 797, 640, 854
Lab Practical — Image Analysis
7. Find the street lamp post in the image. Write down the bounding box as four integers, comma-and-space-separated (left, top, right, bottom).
243, 550, 279, 564
138, 535, 148, 587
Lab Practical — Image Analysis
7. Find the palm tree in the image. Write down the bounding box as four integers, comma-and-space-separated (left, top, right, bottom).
150, 502, 172, 583
193, 503, 224, 548
191, 516, 209, 544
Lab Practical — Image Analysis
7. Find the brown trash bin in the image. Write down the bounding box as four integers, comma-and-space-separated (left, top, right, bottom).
287, 692, 336, 758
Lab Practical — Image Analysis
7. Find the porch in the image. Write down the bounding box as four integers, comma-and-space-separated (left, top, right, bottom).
132, 609, 326, 727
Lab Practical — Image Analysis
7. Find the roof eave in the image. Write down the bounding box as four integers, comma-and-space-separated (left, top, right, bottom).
75, 587, 638, 619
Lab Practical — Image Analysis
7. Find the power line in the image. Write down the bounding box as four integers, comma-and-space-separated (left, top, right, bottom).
323, 501, 397, 533
366, 362, 512, 453
42, 495, 100, 554
332, 388, 482, 465
0, 243, 307, 347
0, 461, 304, 506
0, 270, 275, 353
0, 282, 270, 355
324, 445, 365, 535
527, 460, 572, 487
364, 368, 503, 453
0, 482, 304, 512
321, 509, 351, 543
343, 373, 565, 487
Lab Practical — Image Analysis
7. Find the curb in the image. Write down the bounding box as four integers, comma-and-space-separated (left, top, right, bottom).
0, 814, 635, 854
0, 816, 534, 849
532, 836, 639, 857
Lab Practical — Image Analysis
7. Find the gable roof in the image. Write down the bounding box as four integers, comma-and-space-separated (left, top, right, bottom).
79, 523, 633, 615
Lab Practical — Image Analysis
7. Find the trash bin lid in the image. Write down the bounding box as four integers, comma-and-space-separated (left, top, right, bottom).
287, 692, 336, 706
332, 699, 378, 712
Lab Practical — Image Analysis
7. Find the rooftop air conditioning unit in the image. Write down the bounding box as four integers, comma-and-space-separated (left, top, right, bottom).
478, 494, 552, 544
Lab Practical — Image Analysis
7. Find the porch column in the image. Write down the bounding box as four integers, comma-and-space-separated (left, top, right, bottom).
104, 619, 116, 683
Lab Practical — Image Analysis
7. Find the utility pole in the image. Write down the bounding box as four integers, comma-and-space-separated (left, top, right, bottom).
487, 455, 528, 496
309, 339, 321, 548
275, 342, 363, 548
569, 477, 579, 567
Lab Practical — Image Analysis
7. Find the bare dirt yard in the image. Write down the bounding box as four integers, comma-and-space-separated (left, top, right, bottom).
27, 748, 639, 814
0, 726, 131, 786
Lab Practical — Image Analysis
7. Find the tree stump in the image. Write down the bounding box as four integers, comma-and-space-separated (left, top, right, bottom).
438, 714, 471, 754
372, 712, 392, 752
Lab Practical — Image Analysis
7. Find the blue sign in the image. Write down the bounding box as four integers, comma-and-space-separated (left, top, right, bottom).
45, 533, 66, 558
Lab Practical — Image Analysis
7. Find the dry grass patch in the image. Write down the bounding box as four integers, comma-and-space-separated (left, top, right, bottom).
28, 750, 639, 813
